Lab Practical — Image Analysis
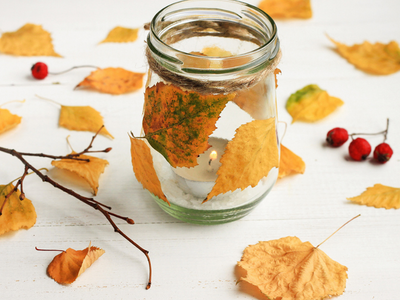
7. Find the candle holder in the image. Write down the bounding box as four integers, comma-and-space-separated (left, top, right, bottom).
131, 0, 281, 224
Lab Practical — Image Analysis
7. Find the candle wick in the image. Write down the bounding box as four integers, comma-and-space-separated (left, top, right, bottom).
208, 158, 212, 165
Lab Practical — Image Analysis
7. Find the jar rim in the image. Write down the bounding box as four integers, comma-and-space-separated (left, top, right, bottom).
147, 0, 279, 76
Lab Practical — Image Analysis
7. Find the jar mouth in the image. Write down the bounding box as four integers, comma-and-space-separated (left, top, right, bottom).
147, 0, 279, 77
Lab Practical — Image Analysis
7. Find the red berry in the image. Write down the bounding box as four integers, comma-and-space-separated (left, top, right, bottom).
31, 62, 48, 79
348, 138, 371, 161
373, 142, 393, 163
326, 127, 349, 147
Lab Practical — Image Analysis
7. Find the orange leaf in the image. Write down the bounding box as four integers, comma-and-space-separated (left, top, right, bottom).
47, 243, 105, 284
100, 26, 139, 43
76, 68, 145, 95
328, 37, 400, 75
258, 0, 312, 19
51, 152, 109, 195
0, 108, 21, 134
130, 136, 169, 204
205, 118, 279, 202
286, 84, 344, 123
238, 236, 348, 300
0, 23, 61, 56
348, 184, 400, 209
278, 144, 305, 179
0, 183, 37, 235
59, 105, 113, 139
143, 82, 235, 168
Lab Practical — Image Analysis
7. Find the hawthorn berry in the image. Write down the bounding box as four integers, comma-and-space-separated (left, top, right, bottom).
373, 142, 393, 163
31, 62, 48, 79
348, 138, 371, 161
326, 127, 349, 147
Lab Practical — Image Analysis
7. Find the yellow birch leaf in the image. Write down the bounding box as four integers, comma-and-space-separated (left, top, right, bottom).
0, 23, 61, 57
278, 144, 306, 179
0, 183, 37, 235
347, 184, 400, 209
76, 68, 145, 95
258, 0, 312, 19
51, 152, 109, 195
130, 136, 169, 204
205, 118, 279, 202
286, 84, 344, 123
100, 26, 139, 43
0, 108, 21, 134
329, 37, 400, 75
47, 242, 105, 284
143, 82, 235, 168
238, 236, 348, 300
59, 105, 113, 139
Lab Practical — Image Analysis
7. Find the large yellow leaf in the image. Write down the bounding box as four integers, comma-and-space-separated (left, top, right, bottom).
205, 118, 279, 202
329, 37, 400, 75
0, 183, 37, 235
278, 144, 306, 179
59, 105, 113, 139
51, 152, 109, 195
143, 82, 235, 168
348, 184, 400, 209
238, 236, 348, 300
130, 136, 169, 204
286, 84, 344, 123
0, 23, 61, 57
0, 108, 21, 134
47, 242, 105, 284
76, 68, 145, 95
100, 26, 139, 43
258, 0, 312, 19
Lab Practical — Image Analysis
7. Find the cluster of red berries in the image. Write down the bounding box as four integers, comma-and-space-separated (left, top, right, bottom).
326, 121, 393, 163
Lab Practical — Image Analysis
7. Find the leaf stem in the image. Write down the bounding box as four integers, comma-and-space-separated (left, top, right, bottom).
35, 247, 65, 252
48, 65, 98, 75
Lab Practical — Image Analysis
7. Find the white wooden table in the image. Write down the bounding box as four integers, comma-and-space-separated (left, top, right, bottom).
1, 0, 399, 299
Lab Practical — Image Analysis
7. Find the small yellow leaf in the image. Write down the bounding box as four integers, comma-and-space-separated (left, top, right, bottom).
100, 26, 139, 43
47, 242, 105, 284
329, 37, 400, 75
238, 236, 348, 300
130, 136, 169, 204
258, 0, 312, 19
348, 184, 400, 209
286, 84, 344, 123
76, 68, 145, 95
0, 23, 61, 57
205, 118, 279, 202
59, 105, 113, 139
51, 153, 109, 195
0, 183, 37, 235
0, 108, 21, 134
278, 144, 306, 179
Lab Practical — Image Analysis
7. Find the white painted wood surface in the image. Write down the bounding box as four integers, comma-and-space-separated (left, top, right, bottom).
1, 0, 399, 299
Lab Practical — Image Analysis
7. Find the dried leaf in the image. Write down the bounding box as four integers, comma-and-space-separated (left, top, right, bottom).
130, 136, 169, 204
51, 152, 109, 195
286, 84, 344, 123
258, 0, 312, 19
76, 68, 145, 95
0, 108, 21, 134
47, 243, 105, 284
205, 118, 279, 202
329, 37, 400, 75
0, 183, 37, 235
238, 236, 348, 300
143, 82, 235, 168
59, 105, 113, 139
278, 144, 306, 179
0, 23, 61, 57
100, 26, 139, 43
348, 184, 400, 209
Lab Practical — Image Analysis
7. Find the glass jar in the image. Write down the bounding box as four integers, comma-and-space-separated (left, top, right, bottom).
139, 0, 281, 224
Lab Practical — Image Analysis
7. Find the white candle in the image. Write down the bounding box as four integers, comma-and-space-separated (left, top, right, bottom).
172, 137, 228, 198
